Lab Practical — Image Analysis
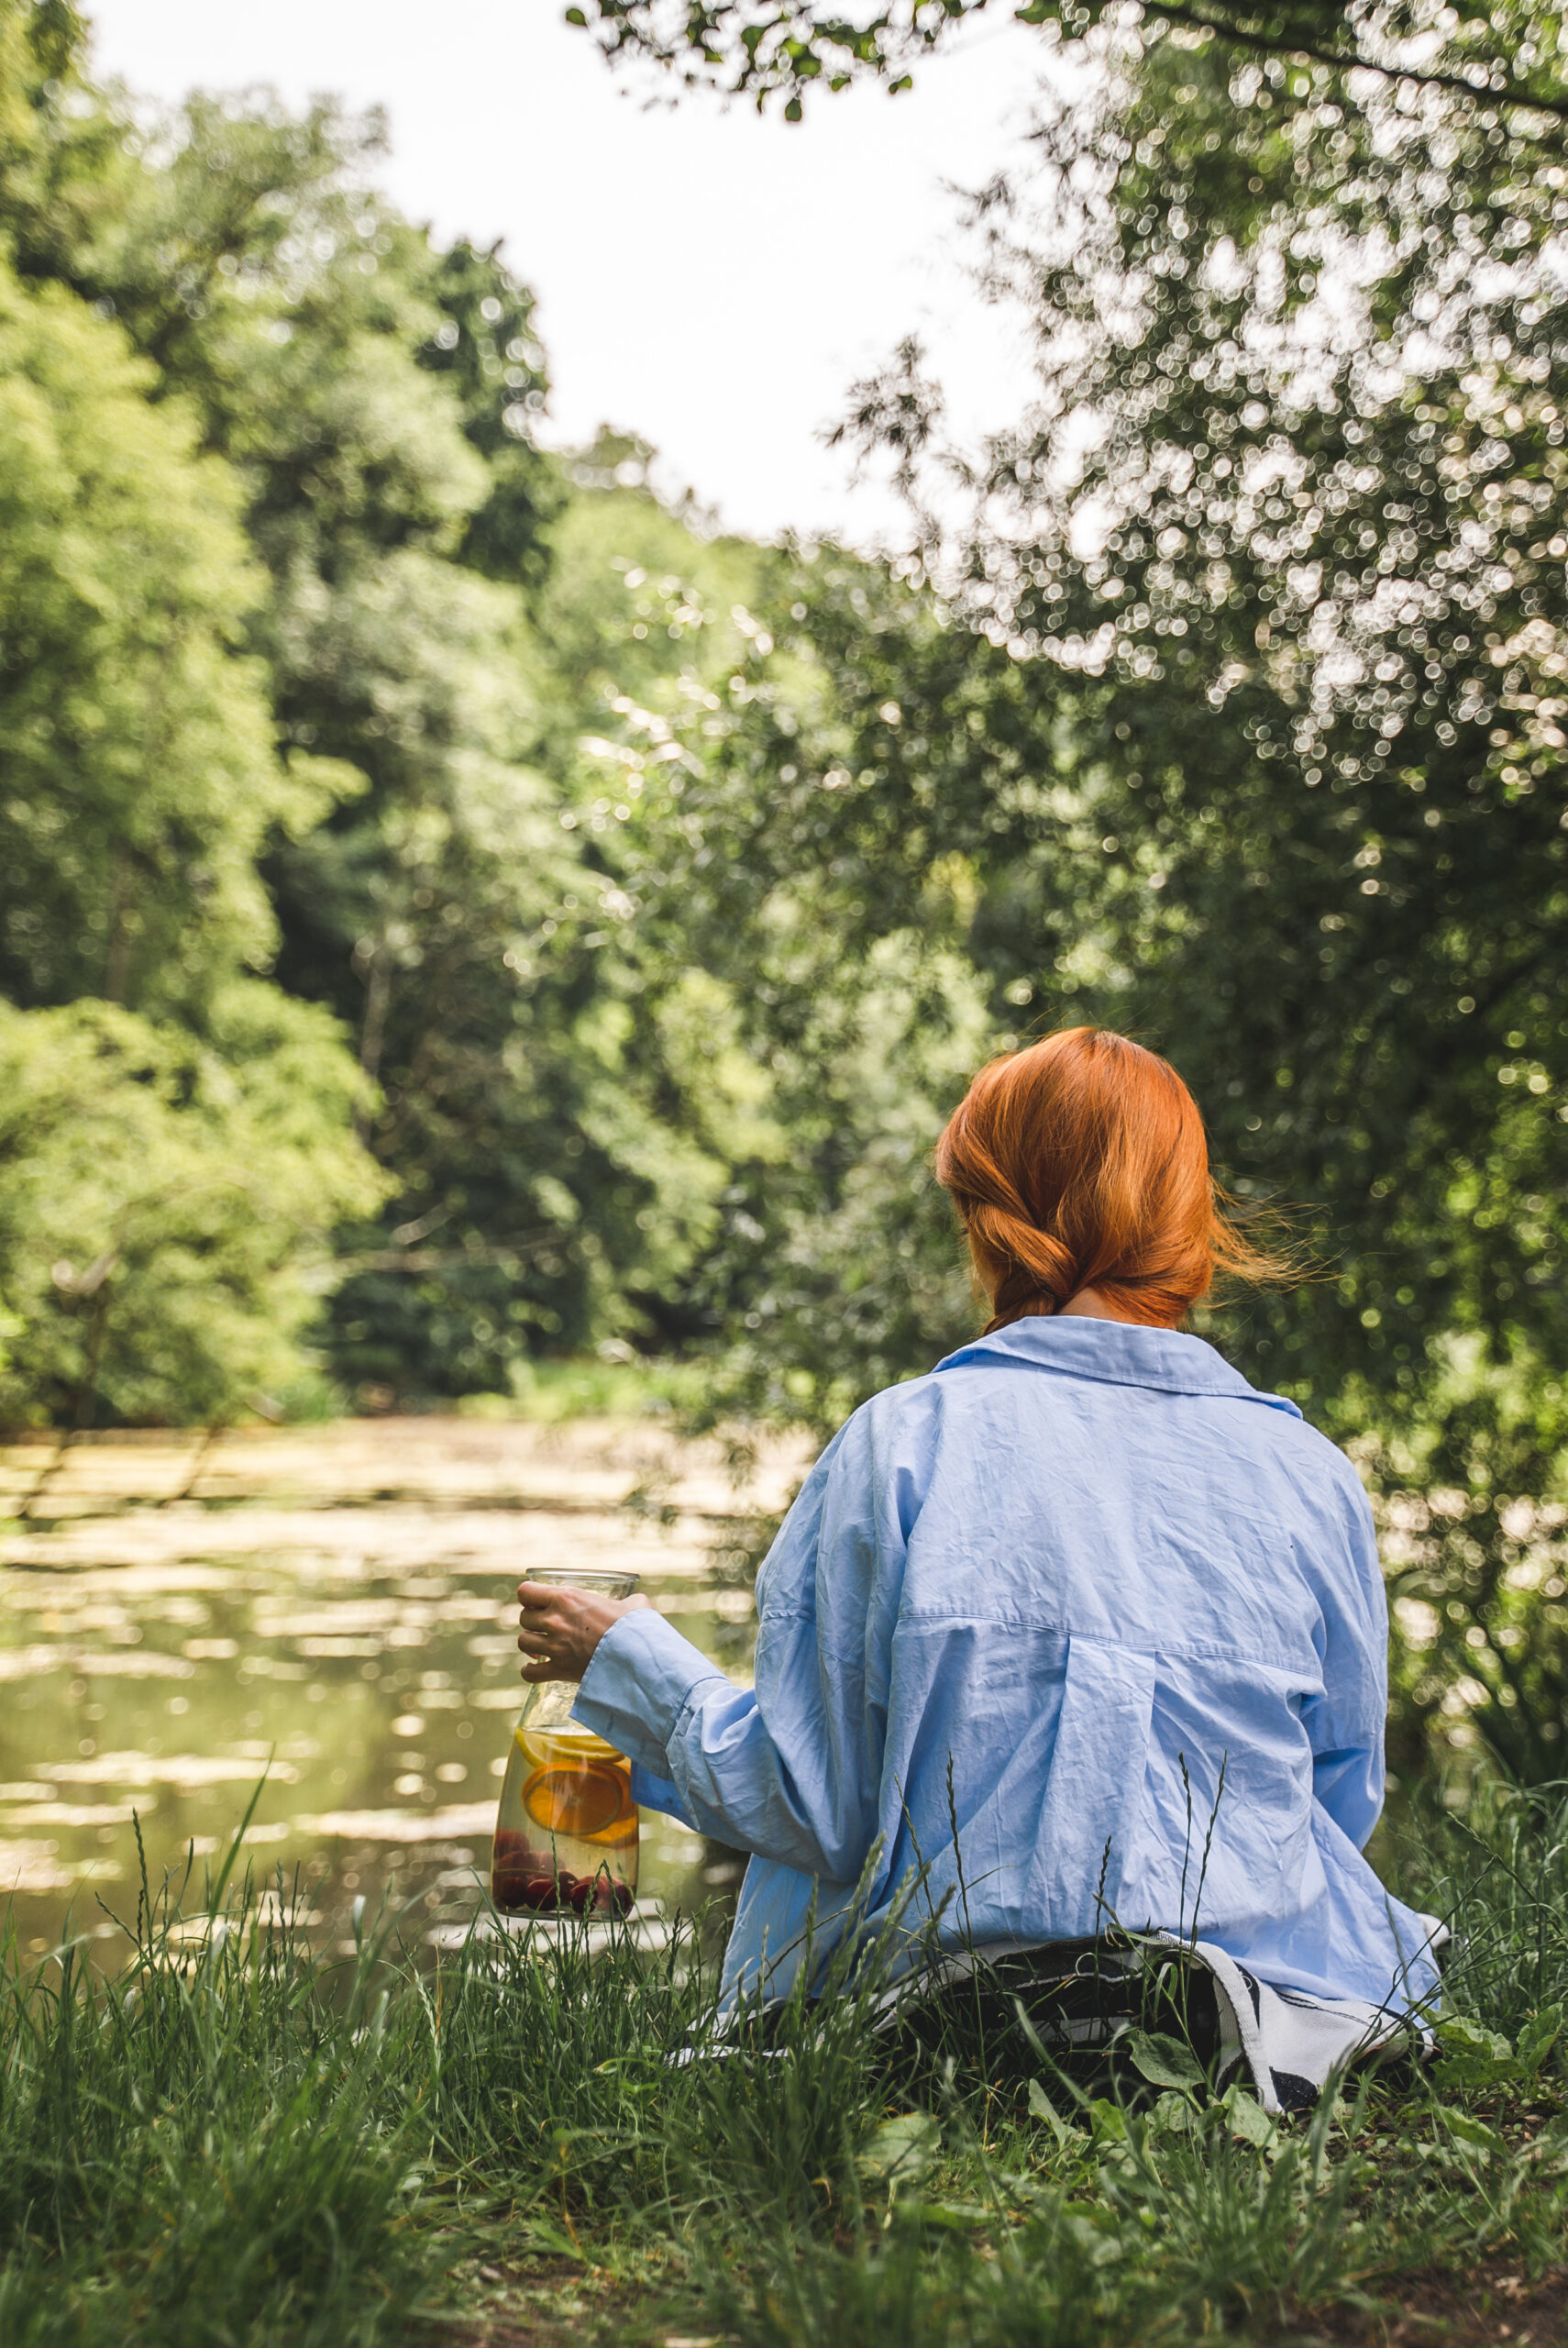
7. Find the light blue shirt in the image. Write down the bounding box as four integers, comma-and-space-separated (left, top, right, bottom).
575, 1318, 1441, 2014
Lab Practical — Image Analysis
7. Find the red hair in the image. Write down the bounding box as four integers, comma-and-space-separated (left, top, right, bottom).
934, 1028, 1284, 1332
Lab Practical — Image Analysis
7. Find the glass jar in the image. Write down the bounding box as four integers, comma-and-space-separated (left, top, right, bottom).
491, 1569, 640, 1916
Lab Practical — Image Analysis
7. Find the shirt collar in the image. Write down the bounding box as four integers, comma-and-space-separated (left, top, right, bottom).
933, 1315, 1303, 1417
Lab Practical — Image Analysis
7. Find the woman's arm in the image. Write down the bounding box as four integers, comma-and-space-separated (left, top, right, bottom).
1301, 1470, 1389, 1852
572, 1607, 874, 1878
517, 1412, 897, 1881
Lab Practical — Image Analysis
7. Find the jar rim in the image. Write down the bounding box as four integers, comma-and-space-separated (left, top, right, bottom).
524, 1568, 640, 1594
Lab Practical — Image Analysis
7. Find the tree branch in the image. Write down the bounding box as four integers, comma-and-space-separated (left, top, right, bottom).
1149, 0, 1568, 130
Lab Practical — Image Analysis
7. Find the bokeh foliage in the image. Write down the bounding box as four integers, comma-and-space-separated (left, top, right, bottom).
6, 0, 1568, 1769
568, 0, 1568, 129
0, 990, 383, 1428
0, 0, 988, 1418
577, 0, 1568, 1771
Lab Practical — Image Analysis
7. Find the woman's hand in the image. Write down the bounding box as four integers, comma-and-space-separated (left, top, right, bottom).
516, 1581, 652, 1684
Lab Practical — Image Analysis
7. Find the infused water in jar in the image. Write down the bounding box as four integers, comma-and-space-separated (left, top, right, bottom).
491, 1569, 639, 1916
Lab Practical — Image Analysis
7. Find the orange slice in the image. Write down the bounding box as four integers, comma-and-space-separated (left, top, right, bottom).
522, 1762, 631, 1841
513, 1723, 621, 1768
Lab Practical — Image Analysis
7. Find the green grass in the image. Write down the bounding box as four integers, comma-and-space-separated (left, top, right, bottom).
6, 1789, 1568, 2346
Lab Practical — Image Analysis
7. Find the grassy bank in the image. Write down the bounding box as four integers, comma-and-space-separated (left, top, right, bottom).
6, 1790, 1568, 2348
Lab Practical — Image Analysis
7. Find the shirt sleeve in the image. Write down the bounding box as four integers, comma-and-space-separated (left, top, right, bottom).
572, 1406, 905, 1882
628, 1763, 699, 1830
1302, 1467, 1388, 1852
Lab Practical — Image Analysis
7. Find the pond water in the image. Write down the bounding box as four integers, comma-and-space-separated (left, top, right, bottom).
0, 1418, 805, 1961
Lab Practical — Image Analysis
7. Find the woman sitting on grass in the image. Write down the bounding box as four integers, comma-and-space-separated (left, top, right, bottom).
518, 1028, 1440, 2048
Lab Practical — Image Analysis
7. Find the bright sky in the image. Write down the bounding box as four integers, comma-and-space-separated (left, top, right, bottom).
85, 0, 1050, 548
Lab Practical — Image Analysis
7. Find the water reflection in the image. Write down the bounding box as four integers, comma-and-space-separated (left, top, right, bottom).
0, 1420, 790, 1958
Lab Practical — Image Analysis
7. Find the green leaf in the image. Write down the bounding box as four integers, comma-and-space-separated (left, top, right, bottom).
1061, 2206, 1132, 2266
1126, 2027, 1204, 2090
1518, 2006, 1562, 2079
1443, 2109, 1505, 2159
564, 6, 588, 21
890, 2199, 988, 2229
1434, 2015, 1518, 2088
1222, 2088, 1278, 2149
1438, 2014, 1514, 2059
857, 2111, 942, 2194
1027, 2076, 1077, 2149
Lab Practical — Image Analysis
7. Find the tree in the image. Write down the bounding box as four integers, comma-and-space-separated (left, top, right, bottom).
829, 19, 1568, 1429
0, 42, 390, 1427
545, 529, 1017, 1413
568, 0, 1568, 132
0, 255, 338, 1018
420, 236, 564, 587
303, 468, 809, 1394
0, 989, 384, 1428
558, 5, 1568, 1445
